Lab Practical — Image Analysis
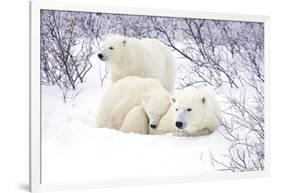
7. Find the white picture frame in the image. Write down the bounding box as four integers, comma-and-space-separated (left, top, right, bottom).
29, 0, 271, 192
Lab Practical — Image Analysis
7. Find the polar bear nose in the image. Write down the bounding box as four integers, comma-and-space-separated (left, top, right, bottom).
97, 53, 103, 59
175, 121, 183, 129
150, 124, 157, 129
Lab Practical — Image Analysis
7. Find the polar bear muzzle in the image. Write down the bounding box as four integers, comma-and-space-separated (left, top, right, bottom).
175, 121, 184, 129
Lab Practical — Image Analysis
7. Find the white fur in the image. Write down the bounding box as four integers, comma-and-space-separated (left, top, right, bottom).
120, 105, 149, 134
96, 76, 170, 130
99, 35, 176, 92
142, 91, 171, 128
152, 88, 221, 136
122, 88, 221, 136
120, 91, 171, 134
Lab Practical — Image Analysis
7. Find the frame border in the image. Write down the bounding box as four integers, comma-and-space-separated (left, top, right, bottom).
29, 0, 270, 192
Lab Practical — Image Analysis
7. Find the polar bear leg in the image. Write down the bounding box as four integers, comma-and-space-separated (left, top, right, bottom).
191, 128, 212, 137
173, 129, 190, 137
184, 126, 199, 136
96, 106, 108, 128
109, 98, 137, 129
120, 105, 149, 134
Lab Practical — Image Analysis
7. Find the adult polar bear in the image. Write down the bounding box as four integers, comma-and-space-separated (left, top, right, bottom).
96, 76, 170, 130
97, 35, 176, 92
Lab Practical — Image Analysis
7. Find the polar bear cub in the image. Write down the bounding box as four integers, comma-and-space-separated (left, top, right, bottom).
171, 87, 221, 136
97, 35, 176, 92
119, 92, 171, 134
96, 76, 170, 130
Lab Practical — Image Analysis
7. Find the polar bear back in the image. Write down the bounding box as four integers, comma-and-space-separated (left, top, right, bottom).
100, 35, 176, 92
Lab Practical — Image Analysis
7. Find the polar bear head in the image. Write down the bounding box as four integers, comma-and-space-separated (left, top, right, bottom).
171, 88, 207, 132
142, 91, 171, 129
98, 35, 128, 66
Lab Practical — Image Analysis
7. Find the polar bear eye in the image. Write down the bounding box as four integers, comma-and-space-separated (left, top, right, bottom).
175, 108, 178, 111
109, 46, 114, 50
187, 108, 192, 112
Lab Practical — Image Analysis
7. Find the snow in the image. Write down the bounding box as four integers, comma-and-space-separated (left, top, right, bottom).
42, 54, 230, 184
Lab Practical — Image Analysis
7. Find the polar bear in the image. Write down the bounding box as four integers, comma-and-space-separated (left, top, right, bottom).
171, 88, 221, 136
96, 76, 171, 130
121, 88, 221, 136
97, 35, 176, 92
151, 88, 221, 136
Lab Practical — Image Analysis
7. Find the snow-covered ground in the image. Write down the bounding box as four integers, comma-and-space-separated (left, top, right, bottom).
42, 55, 231, 184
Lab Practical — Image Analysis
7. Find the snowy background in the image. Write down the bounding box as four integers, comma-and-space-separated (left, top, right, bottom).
40, 10, 264, 183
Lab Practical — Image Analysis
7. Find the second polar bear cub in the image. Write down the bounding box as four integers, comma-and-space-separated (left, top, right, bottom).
97, 35, 176, 92
96, 76, 170, 131
120, 91, 171, 134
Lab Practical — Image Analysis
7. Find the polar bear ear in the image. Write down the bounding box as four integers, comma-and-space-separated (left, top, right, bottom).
122, 38, 127, 45
169, 96, 176, 104
202, 97, 206, 104
101, 34, 109, 41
